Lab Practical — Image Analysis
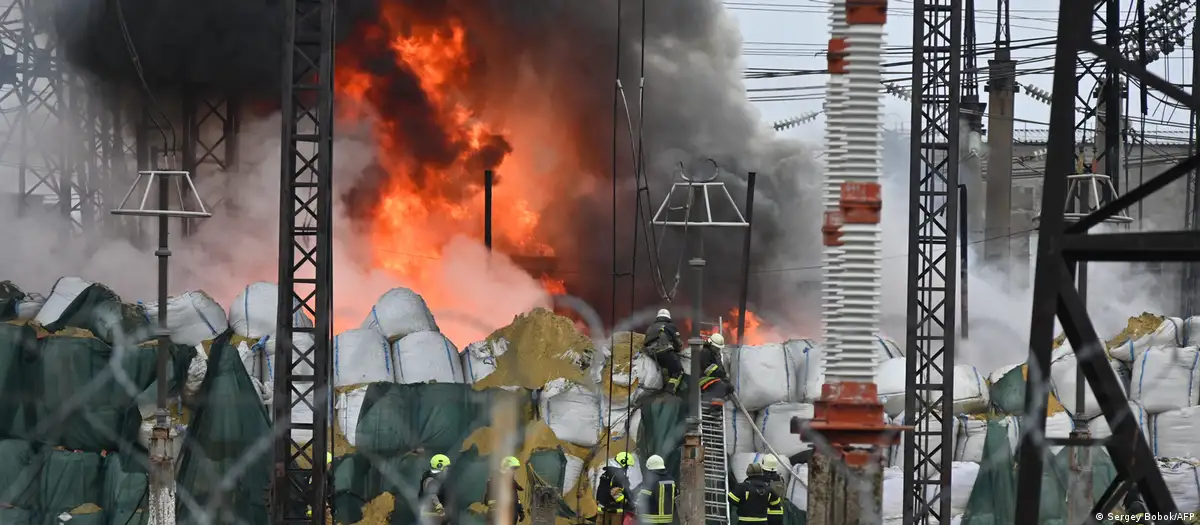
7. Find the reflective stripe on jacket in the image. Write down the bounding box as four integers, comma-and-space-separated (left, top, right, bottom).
637, 474, 678, 523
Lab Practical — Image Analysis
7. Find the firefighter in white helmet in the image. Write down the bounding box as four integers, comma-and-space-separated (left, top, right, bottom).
642, 309, 685, 393
698, 332, 732, 406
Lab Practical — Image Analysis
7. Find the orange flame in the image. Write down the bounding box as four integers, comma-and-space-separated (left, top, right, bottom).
694, 309, 779, 346
334, 8, 566, 319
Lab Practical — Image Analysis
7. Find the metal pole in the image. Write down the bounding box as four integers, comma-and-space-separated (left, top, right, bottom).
959, 184, 968, 339
736, 172, 757, 345
484, 170, 493, 251
149, 173, 175, 525
1067, 131, 1093, 525
688, 256, 705, 424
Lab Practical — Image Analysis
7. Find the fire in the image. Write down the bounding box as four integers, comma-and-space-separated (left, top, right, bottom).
334, 6, 567, 332
696, 309, 778, 346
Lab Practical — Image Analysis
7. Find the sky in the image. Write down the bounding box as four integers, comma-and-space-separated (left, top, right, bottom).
729, 0, 1199, 147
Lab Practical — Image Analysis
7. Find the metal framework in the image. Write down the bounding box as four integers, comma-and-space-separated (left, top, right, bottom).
272, 0, 335, 520
903, 0, 960, 521
2, 0, 76, 230
1182, 8, 1199, 315
181, 91, 239, 234
1014, 0, 1196, 517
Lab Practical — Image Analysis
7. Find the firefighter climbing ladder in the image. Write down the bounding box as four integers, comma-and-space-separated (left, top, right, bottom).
700, 404, 731, 523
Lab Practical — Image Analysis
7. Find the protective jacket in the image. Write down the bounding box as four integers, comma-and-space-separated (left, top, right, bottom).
596, 465, 633, 513
636, 470, 679, 524
643, 317, 683, 354
485, 475, 525, 522
419, 469, 449, 517
756, 471, 785, 524
728, 476, 781, 523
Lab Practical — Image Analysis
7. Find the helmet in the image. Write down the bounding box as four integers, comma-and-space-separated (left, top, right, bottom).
326, 452, 334, 465
760, 454, 778, 472
430, 454, 451, 470
646, 455, 666, 471
708, 333, 725, 349
656, 309, 671, 320
502, 456, 521, 471
615, 452, 634, 468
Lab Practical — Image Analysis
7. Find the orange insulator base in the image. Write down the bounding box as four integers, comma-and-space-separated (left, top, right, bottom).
822, 210, 844, 246
793, 381, 909, 454
846, 0, 888, 25
839, 182, 882, 224
827, 38, 848, 74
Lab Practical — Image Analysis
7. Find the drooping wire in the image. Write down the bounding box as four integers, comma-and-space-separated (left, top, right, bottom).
605, 0, 623, 467
624, 0, 649, 460
114, 0, 175, 158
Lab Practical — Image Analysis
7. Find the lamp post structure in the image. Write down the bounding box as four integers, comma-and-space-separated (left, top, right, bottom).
111, 166, 211, 525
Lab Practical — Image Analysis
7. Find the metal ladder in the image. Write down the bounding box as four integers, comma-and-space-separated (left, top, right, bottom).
700, 404, 730, 524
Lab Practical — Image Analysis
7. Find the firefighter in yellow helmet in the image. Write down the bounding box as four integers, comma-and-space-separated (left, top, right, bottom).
596, 451, 635, 523
754, 455, 786, 525
698, 333, 732, 407
421, 454, 452, 521
305, 453, 336, 518
635, 455, 678, 524
485, 456, 525, 522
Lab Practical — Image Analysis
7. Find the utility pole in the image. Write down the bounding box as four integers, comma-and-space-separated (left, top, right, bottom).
651, 165, 750, 524
984, 0, 1015, 276
801, 0, 905, 523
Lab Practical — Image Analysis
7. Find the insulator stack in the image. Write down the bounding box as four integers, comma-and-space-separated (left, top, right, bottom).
830, 0, 886, 383
821, 0, 848, 363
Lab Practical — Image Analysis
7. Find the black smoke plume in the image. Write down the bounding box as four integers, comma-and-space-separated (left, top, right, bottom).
52, 0, 821, 332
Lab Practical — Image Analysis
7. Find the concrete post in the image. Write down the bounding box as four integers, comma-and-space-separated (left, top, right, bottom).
984, 51, 1016, 275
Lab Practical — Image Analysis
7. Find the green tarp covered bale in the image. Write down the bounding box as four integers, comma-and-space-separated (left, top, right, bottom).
989, 364, 1065, 416
0, 507, 34, 525
0, 281, 24, 321
0, 439, 38, 508
35, 336, 159, 451
354, 382, 529, 457
37, 449, 104, 525
0, 323, 37, 440
176, 331, 271, 525
42, 284, 154, 346
635, 393, 688, 478
102, 453, 148, 525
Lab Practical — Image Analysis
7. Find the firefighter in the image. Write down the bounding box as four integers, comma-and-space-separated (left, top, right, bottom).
420, 454, 452, 522
756, 455, 786, 525
728, 461, 781, 524
643, 309, 685, 393
596, 451, 635, 524
635, 454, 678, 524
485, 456, 525, 523
698, 332, 732, 406
305, 452, 335, 519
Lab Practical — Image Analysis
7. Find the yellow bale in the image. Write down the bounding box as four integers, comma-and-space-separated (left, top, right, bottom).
474, 308, 594, 390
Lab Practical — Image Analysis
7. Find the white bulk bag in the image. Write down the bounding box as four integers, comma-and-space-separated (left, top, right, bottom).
1085, 401, 1150, 441
954, 416, 988, 463
952, 365, 990, 414
944, 462, 979, 516
183, 346, 208, 400
605, 403, 642, 440
1129, 346, 1200, 414
876, 336, 904, 359
361, 288, 439, 341
229, 282, 313, 339
876, 357, 908, 417
334, 329, 394, 386
261, 332, 317, 382
144, 290, 229, 347
392, 331, 465, 384
1110, 317, 1184, 362
629, 353, 664, 394
788, 340, 824, 402
34, 276, 92, 326
786, 464, 809, 510
541, 383, 603, 447
754, 403, 815, 458
16, 294, 44, 321
587, 455, 644, 499
1152, 406, 1200, 459
237, 338, 269, 383
1158, 458, 1200, 512
563, 455, 585, 494
462, 339, 507, 384
733, 342, 807, 411
336, 387, 369, 447
729, 452, 792, 484
1050, 353, 1126, 418
725, 403, 756, 454
880, 466, 906, 519
1043, 411, 1073, 455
